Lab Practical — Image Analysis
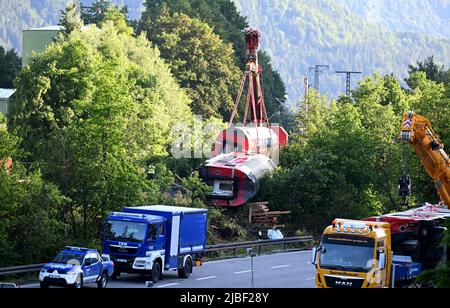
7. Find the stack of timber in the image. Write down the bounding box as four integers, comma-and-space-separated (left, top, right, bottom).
248, 202, 291, 227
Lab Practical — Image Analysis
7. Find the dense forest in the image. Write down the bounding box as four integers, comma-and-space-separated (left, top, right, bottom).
0, 0, 449, 286
0, 0, 67, 52
0, 0, 287, 267
335, 0, 450, 38
234, 0, 450, 101
2, 0, 450, 101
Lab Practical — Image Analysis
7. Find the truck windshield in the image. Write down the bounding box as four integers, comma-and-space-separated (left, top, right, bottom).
319, 243, 375, 273
53, 252, 84, 265
106, 220, 147, 243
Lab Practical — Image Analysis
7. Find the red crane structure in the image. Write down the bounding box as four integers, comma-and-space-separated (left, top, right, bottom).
200, 29, 288, 207
229, 29, 270, 128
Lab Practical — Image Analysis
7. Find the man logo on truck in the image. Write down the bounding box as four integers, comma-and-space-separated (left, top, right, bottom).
335, 281, 353, 287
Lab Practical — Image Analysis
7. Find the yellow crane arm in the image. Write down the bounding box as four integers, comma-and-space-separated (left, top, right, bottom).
401, 112, 450, 208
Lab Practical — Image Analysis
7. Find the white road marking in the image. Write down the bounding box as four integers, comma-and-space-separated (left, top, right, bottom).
156, 283, 180, 288
234, 270, 253, 274
196, 276, 217, 281
306, 277, 315, 281
271, 265, 292, 269
205, 251, 312, 265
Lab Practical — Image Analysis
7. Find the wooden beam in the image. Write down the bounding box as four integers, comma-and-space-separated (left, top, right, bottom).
251, 211, 291, 217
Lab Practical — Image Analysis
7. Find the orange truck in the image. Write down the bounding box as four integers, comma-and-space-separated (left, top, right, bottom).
312, 112, 450, 288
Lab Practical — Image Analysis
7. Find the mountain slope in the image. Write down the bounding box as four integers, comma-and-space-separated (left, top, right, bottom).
335, 0, 450, 38
0, 0, 142, 53
79, 0, 143, 20
233, 0, 450, 101
2, 0, 450, 101
0, 0, 67, 52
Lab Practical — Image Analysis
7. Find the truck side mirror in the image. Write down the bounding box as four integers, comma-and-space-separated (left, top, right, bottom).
311, 246, 320, 265
379, 253, 386, 270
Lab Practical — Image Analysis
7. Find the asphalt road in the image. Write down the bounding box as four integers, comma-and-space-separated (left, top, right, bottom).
20, 250, 316, 289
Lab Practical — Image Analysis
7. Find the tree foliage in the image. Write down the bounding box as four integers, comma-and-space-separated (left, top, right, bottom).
0, 47, 21, 88
139, 0, 288, 120
140, 11, 241, 118
0, 114, 66, 266
407, 56, 450, 86
59, 2, 83, 38
235, 0, 450, 99
10, 19, 195, 242
140, 0, 248, 64
261, 69, 450, 235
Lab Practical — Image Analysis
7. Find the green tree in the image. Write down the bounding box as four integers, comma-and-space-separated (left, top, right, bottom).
100, 7, 133, 35
0, 114, 66, 266
141, 0, 248, 64
0, 47, 21, 88
81, 0, 110, 24
407, 56, 450, 86
81, 0, 132, 29
141, 12, 241, 118
262, 74, 409, 234
139, 0, 287, 121
59, 3, 83, 38
10, 19, 195, 242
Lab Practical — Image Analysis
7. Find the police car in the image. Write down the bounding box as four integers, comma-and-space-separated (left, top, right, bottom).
39, 247, 114, 288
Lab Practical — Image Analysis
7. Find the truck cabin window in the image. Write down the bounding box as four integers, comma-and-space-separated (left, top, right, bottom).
106, 220, 147, 243
319, 243, 375, 273
147, 224, 164, 242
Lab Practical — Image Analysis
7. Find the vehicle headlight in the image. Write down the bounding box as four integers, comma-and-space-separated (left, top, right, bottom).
40, 269, 47, 273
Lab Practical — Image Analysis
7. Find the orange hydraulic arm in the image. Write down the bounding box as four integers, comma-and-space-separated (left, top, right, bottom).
401, 111, 450, 208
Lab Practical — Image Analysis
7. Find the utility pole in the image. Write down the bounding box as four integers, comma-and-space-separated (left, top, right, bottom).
304, 76, 309, 99
303, 75, 310, 118
309, 65, 330, 93
335, 71, 362, 96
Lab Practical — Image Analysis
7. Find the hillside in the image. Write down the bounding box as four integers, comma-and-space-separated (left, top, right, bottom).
335, 0, 450, 38
79, 0, 143, 20
233, 0, 450, 101
2, 0, 450, 101
0, 0, 141, 53
0, 0, 67, 52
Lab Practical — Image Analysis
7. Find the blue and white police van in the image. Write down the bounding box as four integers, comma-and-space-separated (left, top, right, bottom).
102, 205, 208, 283
39, 247, 114, 288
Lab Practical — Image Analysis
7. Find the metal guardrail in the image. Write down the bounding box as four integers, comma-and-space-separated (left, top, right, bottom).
0, 236, 313, 277
0, 264, 44, 276
205, 236, 314, 253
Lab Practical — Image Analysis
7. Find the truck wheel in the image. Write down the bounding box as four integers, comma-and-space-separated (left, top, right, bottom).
151, 262, 161, 283
178, 258, 192, 279
40, 281, 49, 289
97, 272, 109, 289
71, 274, 83, 289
